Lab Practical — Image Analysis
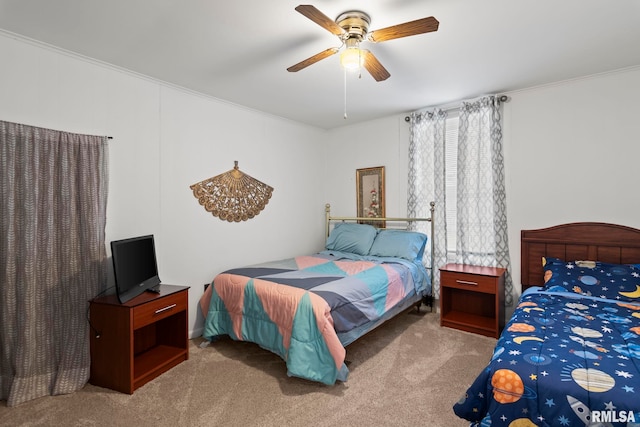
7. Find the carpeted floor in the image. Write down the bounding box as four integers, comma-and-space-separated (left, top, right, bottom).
0, 310, 495, 427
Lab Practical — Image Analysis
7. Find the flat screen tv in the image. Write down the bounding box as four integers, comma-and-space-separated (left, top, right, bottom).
111, 234, 161, 304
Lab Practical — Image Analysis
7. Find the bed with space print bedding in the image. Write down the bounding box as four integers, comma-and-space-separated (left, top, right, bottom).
453, 222, 640, 427
199, 206, 434, 385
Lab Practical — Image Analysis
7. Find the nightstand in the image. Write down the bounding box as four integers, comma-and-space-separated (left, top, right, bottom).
89, 285, 190, 393
439, 264, 505, 338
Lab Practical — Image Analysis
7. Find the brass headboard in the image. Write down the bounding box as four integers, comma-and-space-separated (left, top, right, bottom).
324, 202, 436, 276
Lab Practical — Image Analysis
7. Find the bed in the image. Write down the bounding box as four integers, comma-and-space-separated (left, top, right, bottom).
453, 222, 640, 426
199, 203, 434, 385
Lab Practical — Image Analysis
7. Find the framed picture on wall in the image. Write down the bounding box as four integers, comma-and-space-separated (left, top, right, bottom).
356, 166, 385, 227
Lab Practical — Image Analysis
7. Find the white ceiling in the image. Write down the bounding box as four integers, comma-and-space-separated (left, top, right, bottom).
1, 1, 639, 129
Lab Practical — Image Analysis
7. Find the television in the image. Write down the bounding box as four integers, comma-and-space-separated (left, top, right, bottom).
111, 235, 161, 304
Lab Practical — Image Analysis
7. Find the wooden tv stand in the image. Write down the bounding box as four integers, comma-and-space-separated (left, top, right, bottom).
89, 285, 189, 394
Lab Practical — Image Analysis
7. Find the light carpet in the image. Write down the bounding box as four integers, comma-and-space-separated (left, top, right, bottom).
0, 309, 496, 427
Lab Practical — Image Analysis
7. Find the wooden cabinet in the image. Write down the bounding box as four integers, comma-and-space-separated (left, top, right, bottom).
439, 264, 505, 338
89, 285, 189, 394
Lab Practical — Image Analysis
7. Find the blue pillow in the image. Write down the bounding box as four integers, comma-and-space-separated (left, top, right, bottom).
325, 223, 377, 256
368, 229, 428, 261
543, 257, 640, 302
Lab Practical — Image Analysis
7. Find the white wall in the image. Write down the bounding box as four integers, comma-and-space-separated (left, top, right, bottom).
325, 66, 640, 314
0, 32, 327, 337
323, 115, 410, 217
503, 67, 640, 301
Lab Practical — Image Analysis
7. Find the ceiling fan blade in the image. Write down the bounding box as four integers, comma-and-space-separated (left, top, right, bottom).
287, 47, 339, 72
295, 5, 345, 36
368, 16, 439, 42
362, 50, 390, 82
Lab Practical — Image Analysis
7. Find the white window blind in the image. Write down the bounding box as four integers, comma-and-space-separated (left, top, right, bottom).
445, 114, 459, 253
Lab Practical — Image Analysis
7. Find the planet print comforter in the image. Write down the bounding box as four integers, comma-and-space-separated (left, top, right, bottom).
199, 251, 429, 385
454, 258, 640, 427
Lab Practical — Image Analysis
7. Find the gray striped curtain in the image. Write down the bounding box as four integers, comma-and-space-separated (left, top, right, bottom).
455, 96, 513, 306
407, 109, 448, 299
0, 121, 109, 406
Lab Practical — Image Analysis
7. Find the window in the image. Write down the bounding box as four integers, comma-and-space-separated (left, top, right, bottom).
408, 96, 512, 304
444, 113, 459, 253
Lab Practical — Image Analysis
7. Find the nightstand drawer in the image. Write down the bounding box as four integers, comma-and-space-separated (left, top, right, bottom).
441, 270, 497, 294
133, 292, 187, 330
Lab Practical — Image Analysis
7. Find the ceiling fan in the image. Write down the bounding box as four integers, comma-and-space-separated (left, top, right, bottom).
287, 5, 439, 82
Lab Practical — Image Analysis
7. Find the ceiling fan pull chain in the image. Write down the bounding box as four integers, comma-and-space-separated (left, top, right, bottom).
344, 68, 348, 119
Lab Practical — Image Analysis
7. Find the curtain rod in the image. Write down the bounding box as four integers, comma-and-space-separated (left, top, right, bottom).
404, 94, 509, 123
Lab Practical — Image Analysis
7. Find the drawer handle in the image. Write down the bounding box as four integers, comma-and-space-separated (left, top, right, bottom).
456, 280, 478, 286
155, 303, 177, 315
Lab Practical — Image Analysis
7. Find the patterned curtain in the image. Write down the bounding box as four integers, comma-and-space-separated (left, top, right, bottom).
455, 96, 513, 306
0, 121, 109, 406
407, 109, 448, 298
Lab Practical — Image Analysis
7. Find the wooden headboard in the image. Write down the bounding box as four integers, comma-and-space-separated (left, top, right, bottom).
521, 222, 640, 291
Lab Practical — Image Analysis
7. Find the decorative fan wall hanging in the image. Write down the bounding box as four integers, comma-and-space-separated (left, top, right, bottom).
287, 5, 439, 81
190, 161, 274, 222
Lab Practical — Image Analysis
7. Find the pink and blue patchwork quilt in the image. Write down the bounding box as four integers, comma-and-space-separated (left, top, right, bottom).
200, 251, 429, 385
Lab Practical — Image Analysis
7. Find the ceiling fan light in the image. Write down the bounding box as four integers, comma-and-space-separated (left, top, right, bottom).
340, 48, 364, 70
